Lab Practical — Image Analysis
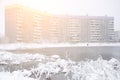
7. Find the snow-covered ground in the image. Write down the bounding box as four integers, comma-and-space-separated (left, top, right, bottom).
0, 51, 120, 80
0, 43, 120, 50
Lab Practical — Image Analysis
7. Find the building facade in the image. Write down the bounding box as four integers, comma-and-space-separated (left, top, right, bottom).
5, 4, 115, 43
115, 31, 120, 42
60, 16, 115, 43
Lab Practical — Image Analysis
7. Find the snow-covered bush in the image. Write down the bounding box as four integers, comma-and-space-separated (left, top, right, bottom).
0, 51, 120, 80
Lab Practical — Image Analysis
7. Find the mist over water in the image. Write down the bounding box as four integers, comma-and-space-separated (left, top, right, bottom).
7, 46, 120, 61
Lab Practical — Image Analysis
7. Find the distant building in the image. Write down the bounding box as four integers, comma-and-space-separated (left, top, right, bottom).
5, 4, 115, 43
5, 5, 32, 42
115, 31, 120, 42
60, 16, 115, 43
5, 4, 64, 43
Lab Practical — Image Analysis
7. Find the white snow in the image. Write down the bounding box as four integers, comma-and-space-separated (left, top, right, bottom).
0, 43, 120, 50
0, 51, 46, 64
0, 51, 120, 80
0, 71, 34, 80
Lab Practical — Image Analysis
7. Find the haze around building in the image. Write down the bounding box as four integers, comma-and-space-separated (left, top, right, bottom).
0, 0, 120, 35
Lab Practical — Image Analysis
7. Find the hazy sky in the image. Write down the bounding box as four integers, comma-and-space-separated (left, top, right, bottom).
0, 0, 120, 35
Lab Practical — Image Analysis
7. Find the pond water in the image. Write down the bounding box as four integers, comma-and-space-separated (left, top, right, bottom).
8, 46, 120, 61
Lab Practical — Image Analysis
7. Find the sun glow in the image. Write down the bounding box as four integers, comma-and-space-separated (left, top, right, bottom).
18, 0, 66, 14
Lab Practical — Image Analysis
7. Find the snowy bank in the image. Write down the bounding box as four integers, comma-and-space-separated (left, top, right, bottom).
0, 51, 120, 80
0, 43, 120, 50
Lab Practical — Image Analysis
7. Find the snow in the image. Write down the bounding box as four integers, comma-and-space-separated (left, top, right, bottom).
0, 71, 34, 80
0, 51, 120, 80
0, 51, 46, 64
0, 43, 120, 50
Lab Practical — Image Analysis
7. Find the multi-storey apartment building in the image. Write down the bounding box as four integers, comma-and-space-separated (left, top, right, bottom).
115, 31, 120, 42
5, 5, 33, 42
5, 4, 47, 43
87, 16, 115, 42
5, 4, 115, 43
61, 16, 115, 43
